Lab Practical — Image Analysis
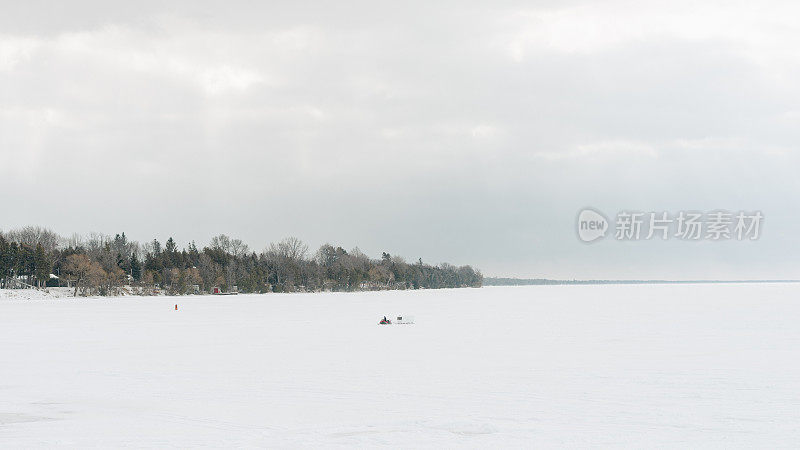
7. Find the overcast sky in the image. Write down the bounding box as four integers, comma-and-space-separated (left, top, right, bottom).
2, 1, 799, 279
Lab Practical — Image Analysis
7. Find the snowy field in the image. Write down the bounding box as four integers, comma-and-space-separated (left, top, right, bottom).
2, 284, 800, 448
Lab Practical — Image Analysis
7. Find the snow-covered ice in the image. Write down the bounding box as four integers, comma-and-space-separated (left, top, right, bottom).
2, 283, 800, 448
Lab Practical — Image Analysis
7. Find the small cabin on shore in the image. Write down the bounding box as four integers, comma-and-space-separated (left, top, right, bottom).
211, 286, 238, 295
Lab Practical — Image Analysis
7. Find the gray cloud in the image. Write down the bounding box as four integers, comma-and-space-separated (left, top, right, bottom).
2, 1, 799, 278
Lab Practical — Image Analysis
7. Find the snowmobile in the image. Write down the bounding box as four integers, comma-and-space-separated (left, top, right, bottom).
379, 315, 414, 325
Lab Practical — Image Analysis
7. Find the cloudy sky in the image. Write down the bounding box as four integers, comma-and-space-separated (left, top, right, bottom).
2, 1, 799, 279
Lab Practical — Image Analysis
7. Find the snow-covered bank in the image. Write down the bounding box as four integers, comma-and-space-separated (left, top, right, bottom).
2, 284, 800, 447
0, 287, 77, 300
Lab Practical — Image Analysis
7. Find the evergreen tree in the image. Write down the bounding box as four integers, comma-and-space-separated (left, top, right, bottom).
34, 244, 50, 287
164, 237, 180, 268
187, 241, 200, 267
151, 239, 161, 255
18, 244, 35, 285
165, 237, 177, 254
116, 252, 132, 273
0, 236, 8, 287
7, 242, 19, 282
130, 253, 142, 281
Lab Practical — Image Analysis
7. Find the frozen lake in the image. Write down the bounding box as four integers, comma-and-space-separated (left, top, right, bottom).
1, 284, 799, 448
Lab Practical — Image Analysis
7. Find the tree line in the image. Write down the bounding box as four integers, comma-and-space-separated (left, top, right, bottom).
0, 226, 482, 296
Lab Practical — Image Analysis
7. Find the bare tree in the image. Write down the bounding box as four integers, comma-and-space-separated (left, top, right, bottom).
85, 262, 107, 295
6, 226, 61, 253
183, 267, 203, 292
197, 253, 222, 291
63, 254, 92, 296
65, 233, 84, 249
262, 237, 309, 289
210, 234, 249, 258
270, 236, 308, 261
210, 234, 232, 253
85, 233, 111, 262
229, 239, 249, 258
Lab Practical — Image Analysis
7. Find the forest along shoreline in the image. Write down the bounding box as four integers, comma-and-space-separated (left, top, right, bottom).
0, 227, 482, 297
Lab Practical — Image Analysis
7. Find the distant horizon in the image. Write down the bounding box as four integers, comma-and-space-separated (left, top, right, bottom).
484, 277, 800, 285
